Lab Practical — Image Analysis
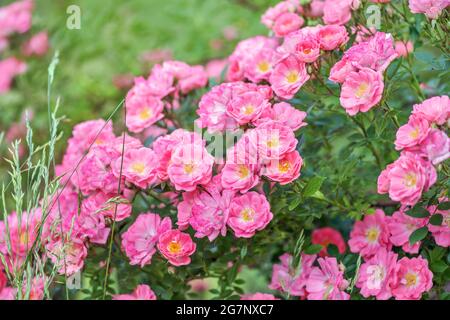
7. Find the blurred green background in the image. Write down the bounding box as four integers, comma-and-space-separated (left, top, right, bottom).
0, 0, 275, 136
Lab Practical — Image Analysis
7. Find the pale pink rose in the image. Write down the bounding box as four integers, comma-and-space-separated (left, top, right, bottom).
22, 31, 49, 57
227, 192, 273, 238
250, 121, 298, 163
72, 145, 122, 196
177, 175, 235, 241
427, 200, 450, 247
311, 227, 346, 257
309, 0, 325, 17
261, 0, 300, 28
270, 54, 310, 100
0, 209, 41, 268
121, 213, 171, 267
356, 249, 398, 300
226, 91, 271, 125
78, 198, 110, 244
328, 58, 356, 83
126, 95, 164, 133
306, 257, 350, 300
112, 147, 159, 189
263, 150, 302, 185
340, 68, 384, 116
323, 0, 353, 25
391, 257, 433, 300
377, 153, 437, 206
348, 209, 392, 259
205, 59, 227, 80
81, 191, 132, 222
221, 161, 260, 193
0, 0, 33, 37
318, 25, 349, 50
395, 40, 414, 57
388, 209, 428, 254
411, 95, 449, 125
157, 229, 196, 266
196, 82, 237, 133
255, 102, 307, 131
146, 64, 175, 97
167, 143, 214, 192
395, 116, 431, 151
273, 12, 304, 37
347, 32, 398, 72
0, 57, 27, 93
162, 61, 208, 94
416, 129, 450, 165
227, 36, 278, 83
0, 287, 16, 300
408, 0, 449, 18
46, 237, 88, 276
241, 293, 279, 300
153, 129, 203, 181
269, 253, 316, 297
113, 284, 157, 300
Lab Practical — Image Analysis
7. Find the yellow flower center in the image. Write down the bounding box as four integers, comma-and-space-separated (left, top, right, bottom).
237, 165, 250, 179
366, 227, 379, 243
184, 163, 195, 174
241, 208, 255, 222
266, 136, 280, 148
355, 82, 369, 98
19, 232, 28, 245
131, 162, 146, 174
242, 104, 255, 116
257, 61, 270, 73
167, 240, 182, 254
409, 127, 420, 139
286, 71, 299, 84
278, 160, 290, 173
139, 108, 152, 120
405, 272, 417, 287
404, 173, 417, 188
303, 48, 312, 55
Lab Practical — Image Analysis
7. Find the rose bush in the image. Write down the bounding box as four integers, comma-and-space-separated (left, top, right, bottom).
0, 0, 449, 300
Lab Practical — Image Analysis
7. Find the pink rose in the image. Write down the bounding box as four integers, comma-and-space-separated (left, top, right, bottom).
408, 0, 449, 19
395, 116, 431, 151
121, 213, 171, 267
348, 209, 392, 259
377, 153, 437, 206
270, 54, 310, 100
306, 257, 350, 300
22, 31, 49, 57
340, 68, 384, 116
227, 192, 273, 238
311, 227, 346, 257
273, 12, 304, 37
113, 284, 157, 300
157, 229, 196, 266
263, 150, 303, 185
356, 249, 398, 300
318, 25, 349, 50
411, 95, 449, 125
391, 257, 433, 300
388, 209, 428, 253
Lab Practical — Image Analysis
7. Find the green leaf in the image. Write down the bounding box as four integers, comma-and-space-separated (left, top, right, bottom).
327, 244, 339, 257
304, 244, 323, 255
431, 261, 448, 273
437, 202, 450, 210
303, 176, 325, 198
406, 206, 430, 218
288, 196, 302, 211
429, 214, 443, 226
409, 227, 428, 245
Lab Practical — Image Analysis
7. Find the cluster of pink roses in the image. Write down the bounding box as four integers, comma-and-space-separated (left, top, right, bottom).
330, 32, 398, 116
125, 60, 208, 133
348, 207, 445, 300
378, 96, 449, 206
0, 0, 49, 94
266, 202, 447, 300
